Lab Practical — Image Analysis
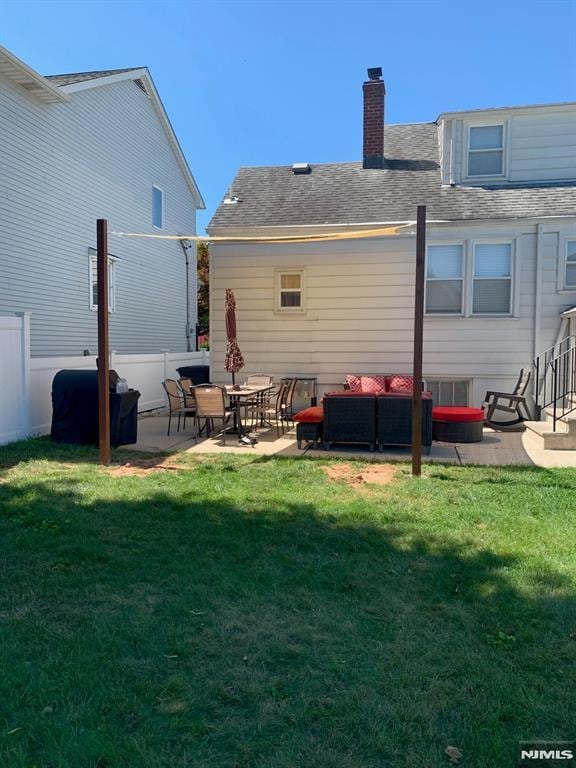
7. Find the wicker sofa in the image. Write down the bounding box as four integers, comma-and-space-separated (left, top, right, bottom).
321, 391, 433, 453
323, 374, 432, 454
323, 392, 377, 451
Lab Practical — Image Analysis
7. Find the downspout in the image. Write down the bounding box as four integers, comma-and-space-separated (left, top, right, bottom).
533, 223, 543, 361
180, 239, 192, 352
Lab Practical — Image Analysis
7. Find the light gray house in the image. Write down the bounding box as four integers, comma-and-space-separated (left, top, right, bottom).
0, 45, 204, 357
207, 70, 576, 444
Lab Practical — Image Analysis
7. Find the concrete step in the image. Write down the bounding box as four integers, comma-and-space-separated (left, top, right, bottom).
524, 419, 576, 450
543, 407, 576, 428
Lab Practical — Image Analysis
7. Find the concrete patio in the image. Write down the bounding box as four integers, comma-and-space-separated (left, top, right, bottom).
122, 412, 576, 468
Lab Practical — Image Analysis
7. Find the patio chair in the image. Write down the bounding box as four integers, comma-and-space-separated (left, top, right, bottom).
280, 378, 298, 427
193, 384, 234, 445
243, 374, 275, 427
177, 377, 196, 409
483, 368, 532, 429
248, 381, 289, 437
244, 374, 274, 388
162, 379, 197, 436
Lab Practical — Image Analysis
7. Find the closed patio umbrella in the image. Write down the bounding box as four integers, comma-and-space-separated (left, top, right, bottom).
224, 288, 245, 385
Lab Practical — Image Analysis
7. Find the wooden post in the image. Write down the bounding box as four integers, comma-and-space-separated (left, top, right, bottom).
97, 219, 111, 465
412, 205, 426, 477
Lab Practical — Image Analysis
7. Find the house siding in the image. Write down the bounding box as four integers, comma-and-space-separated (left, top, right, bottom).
441, 106, 576, 185
0, 75, 197, 356
210, 220, 576, 406
508, 111, 576, 182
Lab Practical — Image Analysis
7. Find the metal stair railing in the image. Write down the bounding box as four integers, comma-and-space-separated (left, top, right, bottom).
533, 335, 576, 430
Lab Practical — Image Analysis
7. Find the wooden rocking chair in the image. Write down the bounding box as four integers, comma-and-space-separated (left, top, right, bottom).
483, 368, 533, 430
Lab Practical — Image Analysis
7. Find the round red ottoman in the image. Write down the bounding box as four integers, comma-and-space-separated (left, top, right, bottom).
432, 406, 484, 443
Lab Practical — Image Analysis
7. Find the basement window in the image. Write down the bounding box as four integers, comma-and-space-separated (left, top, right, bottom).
467, 124, 504, 177
425, 380, 470, 407
276, 270, 305, 312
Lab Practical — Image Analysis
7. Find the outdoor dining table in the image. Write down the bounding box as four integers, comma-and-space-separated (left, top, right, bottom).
222, 384, 274, 444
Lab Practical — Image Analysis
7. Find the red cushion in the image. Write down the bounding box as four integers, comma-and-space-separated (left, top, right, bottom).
345, 374, 362, 392
294, 406, 324, 423
432, 406, 484, 423
360, 375, 388, 394
387, 375, 414, 391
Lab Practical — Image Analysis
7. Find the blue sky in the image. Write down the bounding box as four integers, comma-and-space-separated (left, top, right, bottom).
2, 0, 575, 232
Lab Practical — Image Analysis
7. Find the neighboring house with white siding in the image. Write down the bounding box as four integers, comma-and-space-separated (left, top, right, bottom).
0, 46, 204, 357
207, 69, 576, 413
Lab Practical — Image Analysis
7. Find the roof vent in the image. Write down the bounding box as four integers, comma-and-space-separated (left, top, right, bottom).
292, 163, 311, 175
133, 78, 148, 95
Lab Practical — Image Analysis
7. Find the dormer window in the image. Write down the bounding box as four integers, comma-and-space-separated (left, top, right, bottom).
468, 125, 504, 177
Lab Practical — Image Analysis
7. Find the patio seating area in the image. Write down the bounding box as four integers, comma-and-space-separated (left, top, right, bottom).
125, 410, 576, 468
133, 370, 576, 468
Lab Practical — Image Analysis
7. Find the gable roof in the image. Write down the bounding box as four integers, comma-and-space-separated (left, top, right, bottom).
0, 47, 204, 208
50, 67, 205, 209
208, 122, 576, 231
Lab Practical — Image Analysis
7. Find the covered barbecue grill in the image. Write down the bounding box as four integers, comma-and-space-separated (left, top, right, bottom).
176, 364, 210, 384
50, 370, 140, 446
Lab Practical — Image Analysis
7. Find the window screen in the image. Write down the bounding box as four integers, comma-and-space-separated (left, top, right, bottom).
473, 243, 512, 314
468, 125, 504, 176
426, 245, 464, 314
566, 240, 576, 288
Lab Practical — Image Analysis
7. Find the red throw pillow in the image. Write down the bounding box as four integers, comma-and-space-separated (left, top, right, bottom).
387, 375, 414, 391
294, 406, 324, 423
360, 375, 388, 394
346, 374, 362, 392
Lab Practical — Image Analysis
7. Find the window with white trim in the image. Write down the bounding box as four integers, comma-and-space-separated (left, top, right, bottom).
276, 270, 304, 312
468, 125, 504, 177
425, 379, 470, 407
425, 244, 464, 314
564, 240, 576, 289
426, 240, 515, 317
89, 249, 116, 312
152, 185, 163, 229
472, 243, 512, 314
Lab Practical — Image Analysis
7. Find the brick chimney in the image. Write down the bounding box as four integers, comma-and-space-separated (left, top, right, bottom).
363, 67, 385, 169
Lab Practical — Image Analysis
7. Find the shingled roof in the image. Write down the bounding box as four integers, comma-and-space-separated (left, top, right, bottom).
45, 68, 143, 87
208, 123, 576, 230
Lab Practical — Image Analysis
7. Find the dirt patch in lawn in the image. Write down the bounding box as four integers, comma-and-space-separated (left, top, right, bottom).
322, 463, 398, 487
106, 458, 188, 477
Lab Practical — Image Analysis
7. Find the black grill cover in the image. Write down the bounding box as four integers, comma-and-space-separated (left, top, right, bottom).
50, 370, 140, 447
176, 365, 210, 384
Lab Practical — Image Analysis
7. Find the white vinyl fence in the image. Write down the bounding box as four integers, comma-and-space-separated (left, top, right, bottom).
0, 314, 209, 444
0, 313, 31, 445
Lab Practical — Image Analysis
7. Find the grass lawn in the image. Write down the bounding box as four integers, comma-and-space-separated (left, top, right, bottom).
0, 439, 575, 768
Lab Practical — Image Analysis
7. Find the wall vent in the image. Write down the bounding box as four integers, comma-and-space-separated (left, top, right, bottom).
133, 78, 148, 95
